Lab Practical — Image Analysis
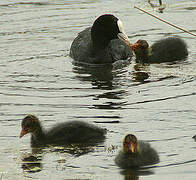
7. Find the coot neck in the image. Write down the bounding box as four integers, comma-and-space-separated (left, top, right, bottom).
135, 49, 149, 64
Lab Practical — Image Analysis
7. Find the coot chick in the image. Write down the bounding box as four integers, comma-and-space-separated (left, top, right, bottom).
20, 115, 106, 147
115, 134, 159, 168
131, 37, 188, 64
69, 14, 133, 64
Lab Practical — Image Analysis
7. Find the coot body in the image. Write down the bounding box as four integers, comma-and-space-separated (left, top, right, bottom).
69, 14, 133, 64
132, 37, 188, 64
20, 115, 106, 147
115, 134, 159, 168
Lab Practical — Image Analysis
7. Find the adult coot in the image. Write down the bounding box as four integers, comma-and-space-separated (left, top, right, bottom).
115, 134, 159, 168
130, 37, 188, 63
20, 115, 106, 147
69, 14, 133, 64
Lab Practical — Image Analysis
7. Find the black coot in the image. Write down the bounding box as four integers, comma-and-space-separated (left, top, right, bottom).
20, 115, 106, 147
131, 37, 188, 63
115, 134, 159, 168
69, 14, 133, 64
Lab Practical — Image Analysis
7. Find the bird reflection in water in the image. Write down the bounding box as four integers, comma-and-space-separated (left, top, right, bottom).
21, 144, 98, 173
121, 168, 154, 180
72, 62, 130, 91
21, 154, 42, 173
130, 64, 150, 82
72, 63, 114, 90
72, 63, 129, 109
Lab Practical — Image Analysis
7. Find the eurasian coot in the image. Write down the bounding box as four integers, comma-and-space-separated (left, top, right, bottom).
131, 37, 188, 63
115, 134, 159, 168
69, 14, 133, 64
20, 115, 106, 147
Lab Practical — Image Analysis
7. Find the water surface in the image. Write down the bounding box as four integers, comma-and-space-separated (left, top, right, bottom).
0, 0, 196, 179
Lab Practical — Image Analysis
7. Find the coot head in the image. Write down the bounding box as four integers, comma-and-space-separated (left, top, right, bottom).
123, 134, 139, 153
132, 40, 149, 50
91, 14, 129, 50
131, 40, 150, 63
20, 115, 41, 138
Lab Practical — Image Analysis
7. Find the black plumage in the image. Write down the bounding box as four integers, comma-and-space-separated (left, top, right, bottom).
20, 115, 106, 147
133, 37, 188, 64
115, 134, 159, 168
69, 14, 133, 64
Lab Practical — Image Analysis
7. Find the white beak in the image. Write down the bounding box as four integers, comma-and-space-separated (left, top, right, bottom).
117, 19, 131, 46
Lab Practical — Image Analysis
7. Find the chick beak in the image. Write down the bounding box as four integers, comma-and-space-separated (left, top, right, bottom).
19, 127, 28, 138
130, 42, 141, 51
130, 143, 137, 153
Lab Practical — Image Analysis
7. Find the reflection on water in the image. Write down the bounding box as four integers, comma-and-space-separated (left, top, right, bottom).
130, 64, 150, 82
95, 90, 127, 100
21, 144, 101, 173
121, 168, 154, 180
73, 63, 116, 90
72, 64, 131, 110
31, 144, 97, 156
22, 155, 42, 173
146, 0, 166, 13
